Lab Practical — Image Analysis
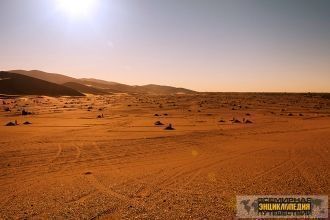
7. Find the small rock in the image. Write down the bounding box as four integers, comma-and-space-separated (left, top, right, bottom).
5, 122, 16, 126
154, 121, 164, 126
165, 124, 175, 130
232, 119, 241, 123
22, 110, 31, 115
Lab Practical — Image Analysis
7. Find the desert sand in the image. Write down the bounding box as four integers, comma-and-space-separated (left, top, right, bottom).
0, 93, 329, 219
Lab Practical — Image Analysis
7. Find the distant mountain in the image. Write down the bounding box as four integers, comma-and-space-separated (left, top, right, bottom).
62, 82, 109, 95
79, 78, 119, 86
9, 70, 196, 95
139, 84, 196, 95
80, 78, 196, 94
0, 71, 84, 96
10, 70, 109, 95
80, 78, 143, 93
10, 70, 78, 84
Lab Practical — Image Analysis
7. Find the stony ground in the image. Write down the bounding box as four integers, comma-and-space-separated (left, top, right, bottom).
1, 93, 329, 219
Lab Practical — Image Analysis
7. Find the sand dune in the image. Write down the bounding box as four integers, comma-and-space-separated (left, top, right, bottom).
10, 70, 196, 95
62, 82, 109, 95
10, 70, 79, 84
0, 71, 84, 96
0, 93, 329, 219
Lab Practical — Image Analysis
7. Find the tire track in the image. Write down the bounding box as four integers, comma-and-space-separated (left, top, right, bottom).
74, 143, 81, 162
66, 191, 96, 204
135, 147, 271, 201
84, 173, 150, 213
85, 173, 127, 201
49, 144, 62, 164
249, 149, 292, 182
290, 145, 324, 192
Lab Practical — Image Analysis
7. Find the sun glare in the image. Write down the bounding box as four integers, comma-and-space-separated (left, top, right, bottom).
56, 0, 98, 18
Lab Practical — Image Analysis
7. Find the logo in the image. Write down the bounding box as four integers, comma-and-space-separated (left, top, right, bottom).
236, 195, 328, 218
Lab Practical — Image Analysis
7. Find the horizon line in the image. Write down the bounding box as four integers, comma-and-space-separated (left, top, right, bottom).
4, 69, 330, 93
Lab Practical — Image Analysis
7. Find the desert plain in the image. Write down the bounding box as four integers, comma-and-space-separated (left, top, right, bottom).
0, 93, 329, 219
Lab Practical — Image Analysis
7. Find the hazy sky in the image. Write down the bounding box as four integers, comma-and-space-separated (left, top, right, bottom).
0, 0, 329, 92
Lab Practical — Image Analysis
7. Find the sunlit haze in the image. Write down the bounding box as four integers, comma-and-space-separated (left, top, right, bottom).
56, 0, 99, 18
0, 0, 329, 92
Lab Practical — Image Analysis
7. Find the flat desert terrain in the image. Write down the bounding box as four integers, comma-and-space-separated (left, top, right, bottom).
1, 93, 329, 219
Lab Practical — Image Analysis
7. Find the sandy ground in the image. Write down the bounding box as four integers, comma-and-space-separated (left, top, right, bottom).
0, 93, 329, 219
